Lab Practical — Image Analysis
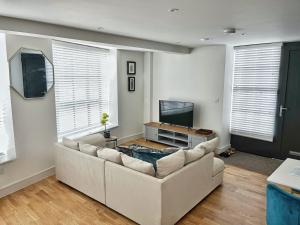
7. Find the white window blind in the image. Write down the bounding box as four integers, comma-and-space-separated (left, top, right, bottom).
52, 41, 118, 139
0, 105, 4, 127
0, 104, 6, 155
230, 43, 282, 142
0, 33, 16, 163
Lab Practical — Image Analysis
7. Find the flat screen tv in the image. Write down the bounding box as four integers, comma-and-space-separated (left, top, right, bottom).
159, 100, 194, 128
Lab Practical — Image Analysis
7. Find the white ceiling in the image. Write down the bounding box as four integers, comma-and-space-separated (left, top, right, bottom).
1, 0, 300, 47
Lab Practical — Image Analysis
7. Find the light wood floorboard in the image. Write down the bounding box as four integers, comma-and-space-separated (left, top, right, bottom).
0, 139, 267, 225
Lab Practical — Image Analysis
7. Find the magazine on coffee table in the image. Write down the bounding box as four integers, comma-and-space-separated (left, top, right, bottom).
289, 166, 300, 177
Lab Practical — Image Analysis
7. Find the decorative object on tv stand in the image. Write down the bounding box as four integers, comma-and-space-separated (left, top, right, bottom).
127, 61, 136, 75
9, 48, 54, 99
128, 77, 135, 92
101, 112, 110, 138
195, 129, 213, 135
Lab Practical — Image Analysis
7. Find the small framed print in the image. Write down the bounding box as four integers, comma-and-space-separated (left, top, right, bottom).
128, 77, 135, 92
127, 61, 136, 75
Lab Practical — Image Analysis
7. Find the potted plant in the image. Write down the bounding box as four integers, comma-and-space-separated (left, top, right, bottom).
101, 112, 110, 138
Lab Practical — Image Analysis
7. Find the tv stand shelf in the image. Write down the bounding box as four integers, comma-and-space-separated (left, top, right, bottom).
144, 122, 215, 148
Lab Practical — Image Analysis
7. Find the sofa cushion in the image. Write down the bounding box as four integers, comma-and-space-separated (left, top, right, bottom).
184, 148, 205, 165
62, 137, 79, 150
76, 133, 106, 147
132, 147, 176, 170
194, 137, 219, 154
97, 148, 122, 164
213, 158, 225, 176
121, 153, 155, 176
156, 149, 185, 178
79, 143, 98, 156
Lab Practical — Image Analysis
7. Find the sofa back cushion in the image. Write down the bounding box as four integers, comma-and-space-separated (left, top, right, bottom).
184, 148, 205, 165
79, 143, 98, 156
156, 149, 185, 178
97, 148, 122, 164
76, 133, 106, 147
121, 153, 155, 176
62, 137, 79, 150
194, 137, 219, 154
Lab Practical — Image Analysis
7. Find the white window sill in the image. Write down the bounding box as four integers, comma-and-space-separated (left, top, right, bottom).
0, 151, 16, 165
58, 124, 119, 142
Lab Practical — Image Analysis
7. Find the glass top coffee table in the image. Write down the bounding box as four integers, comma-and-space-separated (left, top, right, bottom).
267, 158, 300, 193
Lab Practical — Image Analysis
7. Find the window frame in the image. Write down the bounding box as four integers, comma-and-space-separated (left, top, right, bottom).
230, 43, 282, 142
0, 33, 16, 164
52, 41, 118, 140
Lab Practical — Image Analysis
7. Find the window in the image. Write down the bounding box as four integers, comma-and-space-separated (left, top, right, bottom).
230, 43, 282, 142
0, 104, 7, 155
0, 33, 16, 164
52, 41, 118, 140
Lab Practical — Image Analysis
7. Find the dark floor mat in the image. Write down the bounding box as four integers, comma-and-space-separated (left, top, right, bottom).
218, 151, 283, 176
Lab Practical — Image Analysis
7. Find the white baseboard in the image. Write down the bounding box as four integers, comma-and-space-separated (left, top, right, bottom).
118, 132, 144, 145
216, 144, 231, 154
0, 166, 55, 198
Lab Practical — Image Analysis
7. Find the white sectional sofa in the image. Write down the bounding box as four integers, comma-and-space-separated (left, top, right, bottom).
55, 136, 224, 225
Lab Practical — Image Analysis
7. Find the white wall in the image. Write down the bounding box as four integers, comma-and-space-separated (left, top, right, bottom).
111, 50, 145, 141
0, 34, 57, 193
0, 34, 145, 195
151, 46, 230, 151
143, 52, 153, 123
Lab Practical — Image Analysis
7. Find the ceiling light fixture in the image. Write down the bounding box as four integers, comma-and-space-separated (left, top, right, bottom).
168, 8, 179, 13
200, 38, 210, 41
223, 28, 236, 34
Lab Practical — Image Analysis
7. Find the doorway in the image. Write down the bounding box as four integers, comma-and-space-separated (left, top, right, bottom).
279, 42, 300, 159
231, 42, 300, 160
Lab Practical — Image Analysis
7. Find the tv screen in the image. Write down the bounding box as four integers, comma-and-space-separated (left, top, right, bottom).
159, 100, 194, 127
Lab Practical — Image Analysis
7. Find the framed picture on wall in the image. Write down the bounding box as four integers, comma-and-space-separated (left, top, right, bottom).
127, 61, 136, 75
128, 77, 135, 92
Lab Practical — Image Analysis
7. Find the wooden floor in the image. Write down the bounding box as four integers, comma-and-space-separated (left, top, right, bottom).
0, 139, 267, 225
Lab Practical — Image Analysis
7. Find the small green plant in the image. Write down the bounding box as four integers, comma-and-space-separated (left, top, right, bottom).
101, 112, 109, 131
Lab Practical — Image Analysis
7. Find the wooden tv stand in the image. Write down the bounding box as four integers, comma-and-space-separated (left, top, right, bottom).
144, 122, 215, 148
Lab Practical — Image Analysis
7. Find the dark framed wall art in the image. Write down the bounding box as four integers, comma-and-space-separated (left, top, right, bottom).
127, 61, 136, 75
128, 77, 135, 92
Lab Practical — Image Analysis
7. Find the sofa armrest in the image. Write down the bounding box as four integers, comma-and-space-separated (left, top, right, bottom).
160, 152, 214, 225
55, 143, 106, 204
105, 161, 163, 225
